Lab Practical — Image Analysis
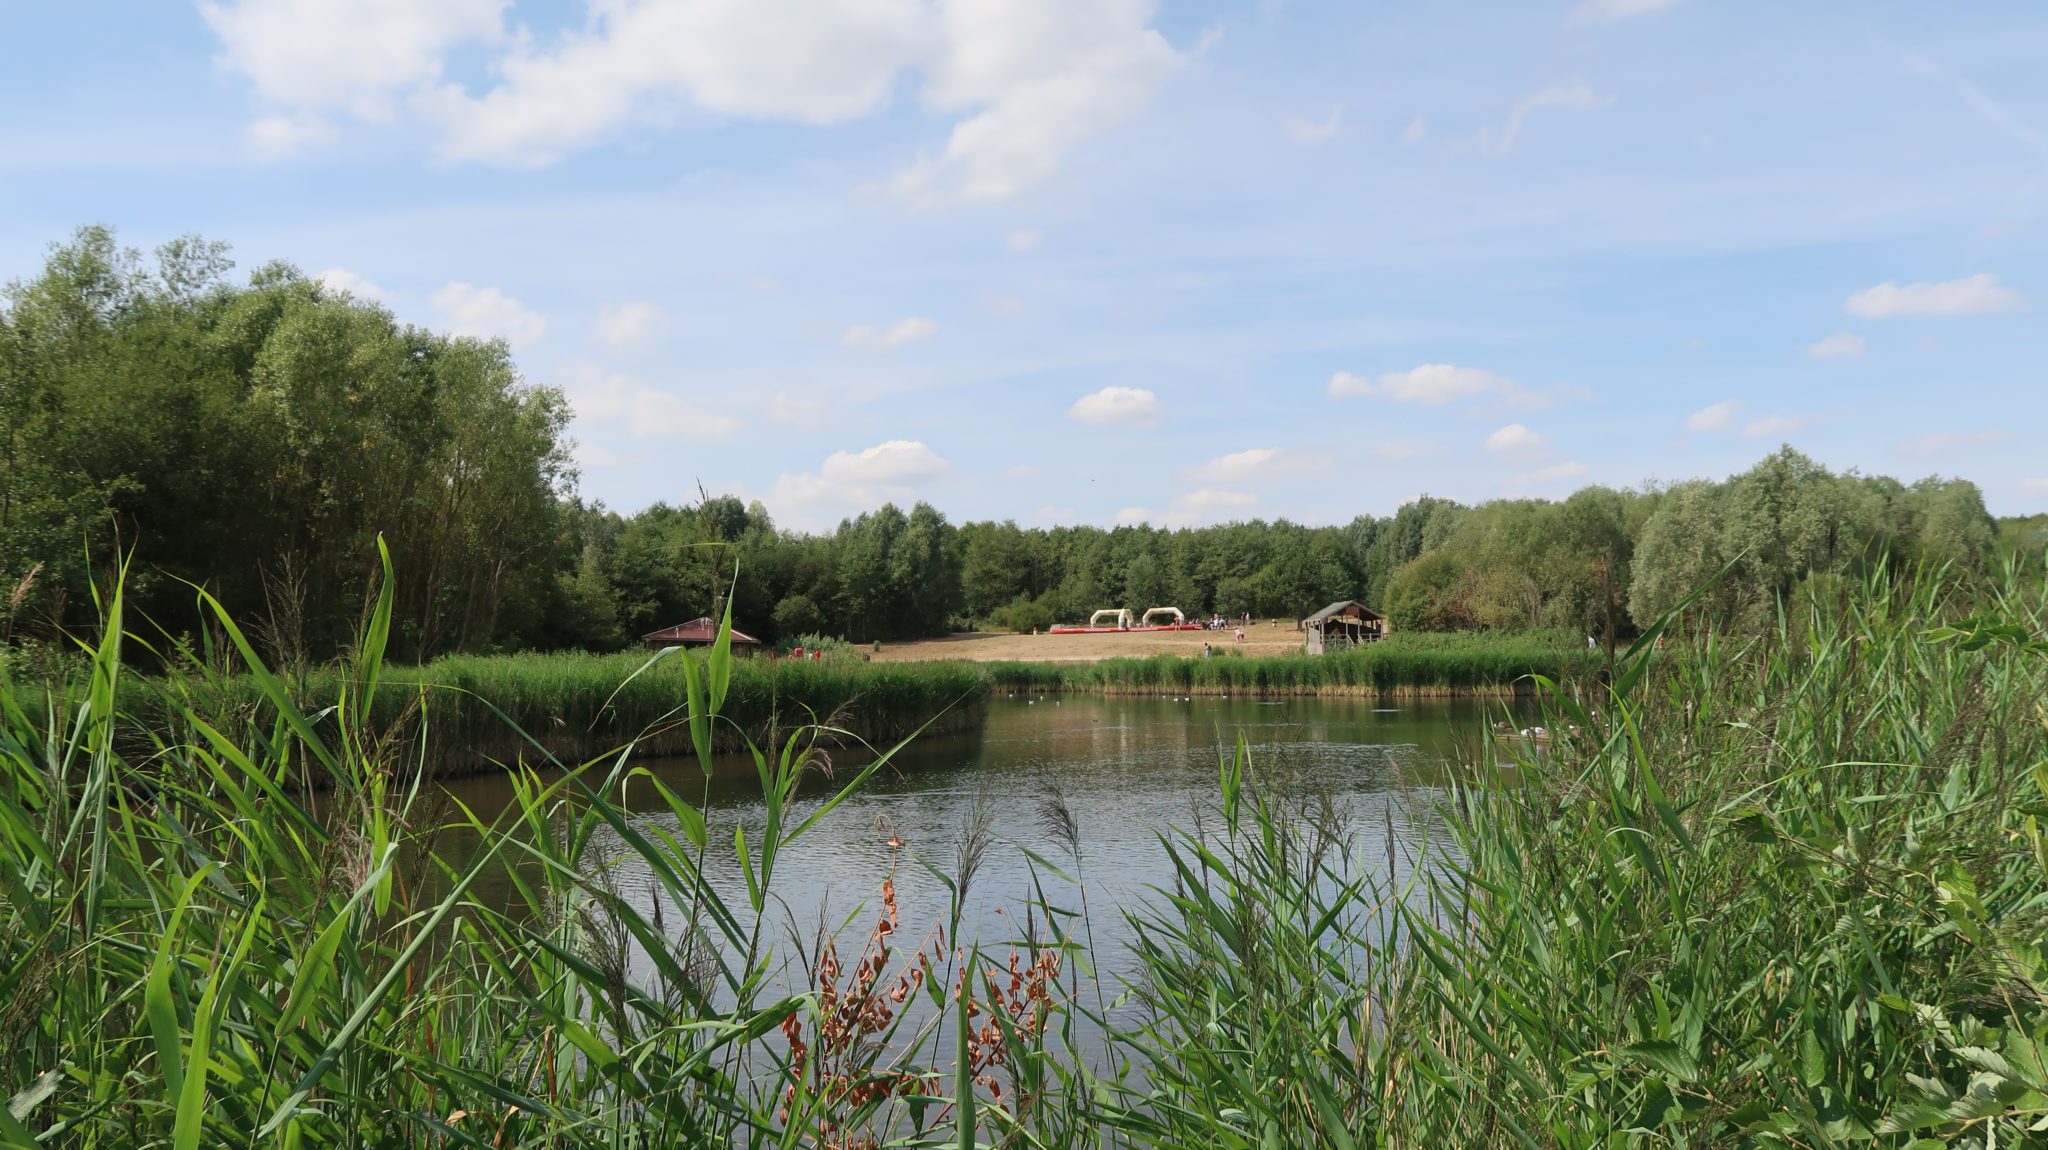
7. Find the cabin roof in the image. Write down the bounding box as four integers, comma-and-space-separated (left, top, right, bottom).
642, 617, 761, 645
1303, 600, 1386, 624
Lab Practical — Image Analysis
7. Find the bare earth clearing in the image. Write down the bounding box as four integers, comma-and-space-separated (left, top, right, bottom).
868, 627, 1307, 664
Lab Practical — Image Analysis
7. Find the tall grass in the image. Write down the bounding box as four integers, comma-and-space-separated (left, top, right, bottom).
5, 551, 2047, 1145
10, 647, 991, 777
989, 630, 1596, 696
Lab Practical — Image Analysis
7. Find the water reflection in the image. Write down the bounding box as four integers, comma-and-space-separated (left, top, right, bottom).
435, 695, 1508, 992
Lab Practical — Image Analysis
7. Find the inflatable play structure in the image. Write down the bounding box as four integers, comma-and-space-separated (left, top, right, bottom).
1048, 607, 1204, 634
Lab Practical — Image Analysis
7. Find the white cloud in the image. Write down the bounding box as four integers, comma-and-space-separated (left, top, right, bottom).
1180, 448, 1284, 484
2024, 478, 2048, 496
1031, 505, 1075, 525
202, 0, 508, 115
316, 267, 384, 300
246, 112, 332, 158
1570, 0, 1680, 23
886, 1, 1183, 205
1329, 364, 1574, 409
820, 439, 952, 486
1068, 386, 1162, 427
1007, 229, 1043, 253
1482, 81, 1611, 153
1283, 108, 1343, 143
214, 0, 1173, 204
1898, 429, 2011, 456
1686, 401, 1739, 432
1845, 274, 2025, 318
205, 0, 1180, 203
1514, 461, 1589, 487
842, 316, 939, 351
1806, 332, 1866, 359
1484, 423, 1545, 452
1113, 506, 1152, 527
1399, 115, 1428, 146
592, 301, 666, 351
1743, 415, 1809, 438
1166, 489, 1258, 527
430, 281, 546, 346
569, 368, 743, 440
765, 439, 954, 524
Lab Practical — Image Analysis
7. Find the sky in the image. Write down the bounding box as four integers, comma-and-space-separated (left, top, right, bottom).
2, 1, 2044, 530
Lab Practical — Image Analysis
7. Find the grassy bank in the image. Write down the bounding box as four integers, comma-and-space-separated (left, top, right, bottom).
8, 648, 991, 776
986, 629, 1598, 695
6, 562, 2048, 1145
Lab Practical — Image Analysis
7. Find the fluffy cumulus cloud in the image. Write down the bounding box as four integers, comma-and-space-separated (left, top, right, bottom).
202, 0, 508, 118
1165, 488, 1257, 526
1484, 423, 1545, 452
887, 0, 1182, 204
1068, 386, 1162, 427
316, 267, 384, 300
1845, 274, 2025, 318
569, 367, 743, 441
204, 0, 1179, 202
1180, 448, 1284, 484
820, 439, 952, 486
765, 439, 954, 525
430, 281, 547, 346
1686, 401, 1738, 432
592, 301, 666, 351
1331, 364, 1574, 409
1806, 332, 1865, 359
842, 316, 939, 351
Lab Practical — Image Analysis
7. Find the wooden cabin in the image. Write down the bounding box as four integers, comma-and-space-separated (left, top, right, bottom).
1303, 601, 1388, 654
642, 617, 762, 651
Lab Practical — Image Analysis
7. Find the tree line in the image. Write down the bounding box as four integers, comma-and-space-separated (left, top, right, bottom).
0, 228, 2015, 666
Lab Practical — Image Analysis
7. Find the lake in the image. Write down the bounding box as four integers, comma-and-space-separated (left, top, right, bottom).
438, 693, 1513, 1015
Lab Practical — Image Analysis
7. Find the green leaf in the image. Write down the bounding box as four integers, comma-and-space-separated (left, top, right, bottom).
956, 951, 978, 1150
1622, 1039, 1699, 1083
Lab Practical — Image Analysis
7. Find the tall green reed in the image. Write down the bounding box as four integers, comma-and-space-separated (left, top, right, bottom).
6, 548, 2045, 1147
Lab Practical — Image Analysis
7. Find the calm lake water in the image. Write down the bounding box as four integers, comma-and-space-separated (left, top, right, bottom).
439, 694, 1513, 1005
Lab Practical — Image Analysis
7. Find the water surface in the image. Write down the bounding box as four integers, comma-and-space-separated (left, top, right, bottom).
439, 694, 1510, 993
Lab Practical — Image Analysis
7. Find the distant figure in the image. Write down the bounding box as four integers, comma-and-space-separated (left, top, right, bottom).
1234, 627, 1245, 643
1588, 635, 1597, 649
1202, 643, 1212, 659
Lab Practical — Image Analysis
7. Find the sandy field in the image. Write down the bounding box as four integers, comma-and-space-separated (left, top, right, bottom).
867, 626, 1306, 664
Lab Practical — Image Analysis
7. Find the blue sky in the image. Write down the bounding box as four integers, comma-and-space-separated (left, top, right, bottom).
3, 1, 2044, 528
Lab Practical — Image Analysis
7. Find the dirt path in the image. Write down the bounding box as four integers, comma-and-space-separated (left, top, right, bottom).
868, 627, 1305, 664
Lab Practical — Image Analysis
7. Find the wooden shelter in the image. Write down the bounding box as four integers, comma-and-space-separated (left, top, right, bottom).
642, 617, 761, 650
1303, 601, 1387, 654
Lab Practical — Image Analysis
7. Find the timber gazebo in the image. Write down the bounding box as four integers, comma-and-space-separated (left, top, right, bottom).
1303, 601, 1388, 654
642, 617, 761, 651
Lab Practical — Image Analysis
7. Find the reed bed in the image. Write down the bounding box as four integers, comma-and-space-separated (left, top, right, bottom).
12, 647, 992, 777
987, 630, 1597, 696
6, 553, 2048, 1146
